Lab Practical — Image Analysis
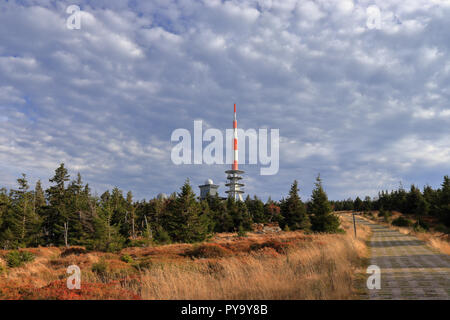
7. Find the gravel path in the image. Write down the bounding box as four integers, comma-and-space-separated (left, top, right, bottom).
352, 215, 450, 300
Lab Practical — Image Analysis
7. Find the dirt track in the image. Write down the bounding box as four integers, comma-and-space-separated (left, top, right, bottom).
354, 216, 450, 300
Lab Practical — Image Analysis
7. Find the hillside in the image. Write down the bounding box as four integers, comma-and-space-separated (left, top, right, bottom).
0, 217, 370, 300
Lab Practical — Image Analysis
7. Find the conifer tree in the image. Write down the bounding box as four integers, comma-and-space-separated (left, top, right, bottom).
310, 175, 341, 233
406, 185, 429, 215
423, 185, 439, 216
280, 180, 310, 230
207, 194, 233, 232
264, 198, 282, 223
0, 190, 21, 249
0, 188, 8, 231
440, 176, 450, 227
353, 197, 363, 212
226, 197, 252, 232
126, 191, 136, 239
0, 175, 41, 247
65, 173, 94, 245
165, 180, 211, 242
137, 197, 168, 241
245, 195, 266, 223
92, 190, 125, 251
34, 180, 46, 209
44, 163, 71, 245
16, 174, 31, 241
362, 196, 372, 213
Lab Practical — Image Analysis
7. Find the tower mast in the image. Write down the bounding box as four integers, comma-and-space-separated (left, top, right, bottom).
225, 104, 245, 201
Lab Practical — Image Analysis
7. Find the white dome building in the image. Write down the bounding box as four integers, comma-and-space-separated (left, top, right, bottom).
198, 178, 219, 200
157, 193, 168, 200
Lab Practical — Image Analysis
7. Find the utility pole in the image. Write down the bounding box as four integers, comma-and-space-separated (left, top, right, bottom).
352, 212, 357, 238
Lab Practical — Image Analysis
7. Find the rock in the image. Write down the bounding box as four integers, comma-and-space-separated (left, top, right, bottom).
251, 222, 282, 234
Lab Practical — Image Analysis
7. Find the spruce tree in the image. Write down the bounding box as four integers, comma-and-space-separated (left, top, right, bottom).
0, 189, 8, 233
362, 196, 372, 213
34, 180, 46, 208
207, 194, 233, 232
44, 163, 71, 245
423, 185, 439, 216
92, 191, 125, 251
165, 180, 211, 243
66, 173, 94, 245
0, 194, 21, 249
245, 195, 266, 223
226, 197, 252, 232
440, 176, 450, 227
126, 191, 136, 239
353, 197, 363, 212
16, 174, 32, 242
280, 180, 310, 230
406, 185, 429, 216
106, 187, 128, 239
310, 175, 341, 233
264, 198, 282, 223
13, 174, 41, 246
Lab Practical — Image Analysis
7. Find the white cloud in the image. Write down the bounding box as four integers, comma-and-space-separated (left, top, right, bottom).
0, 0, 449, 200
336, 0, 354, 14
297, 1, 325, 21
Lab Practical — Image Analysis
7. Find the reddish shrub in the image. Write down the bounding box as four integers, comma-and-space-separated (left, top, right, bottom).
61, 247, 87, 257
184, 244, 230, 259
249, 241, 289, 254
0, 280, 140, 300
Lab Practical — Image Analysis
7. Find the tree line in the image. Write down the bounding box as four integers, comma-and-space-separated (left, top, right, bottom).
331, 176, 450, 230
0, 164, 340, 251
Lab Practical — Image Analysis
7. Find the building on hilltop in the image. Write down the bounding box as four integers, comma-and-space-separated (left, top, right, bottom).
198, 179, 219, 200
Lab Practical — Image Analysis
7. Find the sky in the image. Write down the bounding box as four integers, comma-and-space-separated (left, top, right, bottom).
0, 0, 449, 202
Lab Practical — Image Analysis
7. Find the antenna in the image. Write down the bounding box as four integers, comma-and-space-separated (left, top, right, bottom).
225, 103, 245, 201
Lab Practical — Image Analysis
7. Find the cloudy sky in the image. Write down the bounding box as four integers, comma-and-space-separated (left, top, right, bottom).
1, 0, 449, 201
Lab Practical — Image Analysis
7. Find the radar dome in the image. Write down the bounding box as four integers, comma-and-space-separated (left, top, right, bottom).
157, 193, 168, 200
205, 179, 214, 185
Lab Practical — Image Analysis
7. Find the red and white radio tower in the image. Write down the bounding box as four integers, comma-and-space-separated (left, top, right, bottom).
225, 103, 245, 201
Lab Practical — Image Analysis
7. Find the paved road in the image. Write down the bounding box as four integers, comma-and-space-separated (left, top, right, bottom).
353, 215, 450, 300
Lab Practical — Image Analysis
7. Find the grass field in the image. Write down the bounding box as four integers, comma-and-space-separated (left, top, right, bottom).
0, 217, 370, 300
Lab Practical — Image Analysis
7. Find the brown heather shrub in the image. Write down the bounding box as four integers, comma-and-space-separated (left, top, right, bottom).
0, 280, 141, 300
249, 240, 290, 254
61, 247, 87, 257
250, 247, 280, 259
184, 244, 231, 259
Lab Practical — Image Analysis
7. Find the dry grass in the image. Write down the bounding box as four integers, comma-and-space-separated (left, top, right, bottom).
415, 233, 450, 255
133, 235, 365, 299
0, 220, 371, 300
127, 216, 370, 300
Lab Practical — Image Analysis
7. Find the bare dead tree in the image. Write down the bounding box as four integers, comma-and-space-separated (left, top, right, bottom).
63, 221, 69, 247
